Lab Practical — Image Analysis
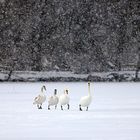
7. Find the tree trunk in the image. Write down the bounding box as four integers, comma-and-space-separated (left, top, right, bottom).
135, 48, 140, 80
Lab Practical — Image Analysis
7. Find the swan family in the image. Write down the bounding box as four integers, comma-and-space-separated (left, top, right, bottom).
33, 82, 92, 111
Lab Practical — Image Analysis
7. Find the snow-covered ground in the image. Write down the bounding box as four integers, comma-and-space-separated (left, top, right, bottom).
0, 82, 140, 140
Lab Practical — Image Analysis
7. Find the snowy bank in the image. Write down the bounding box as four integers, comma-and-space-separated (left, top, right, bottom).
0, 71, 139, 82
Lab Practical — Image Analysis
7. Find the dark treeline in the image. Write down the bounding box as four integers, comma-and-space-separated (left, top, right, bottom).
0, 0, 140, 74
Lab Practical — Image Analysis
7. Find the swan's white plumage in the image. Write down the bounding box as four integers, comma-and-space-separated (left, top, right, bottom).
59, 90, 70, 106
48, 95, 59, 106
79, 83, 92, 110
33, 85, 46, 109
48, 89, 59, 108
33, 94, 46, 105
79, 95, 92, 107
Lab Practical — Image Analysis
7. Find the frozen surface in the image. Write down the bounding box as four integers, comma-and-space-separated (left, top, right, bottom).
0, 82, 140, 140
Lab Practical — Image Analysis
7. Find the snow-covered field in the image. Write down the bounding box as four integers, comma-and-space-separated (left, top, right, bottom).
0, 82, 140, 140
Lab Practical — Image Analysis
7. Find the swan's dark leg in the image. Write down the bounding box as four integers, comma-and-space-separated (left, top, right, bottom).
37, 104, 42, 109
86, 106, 88, 111
67, 104, 70, 110
79, 105, 82, 111
39, 104, 42, 109
48, 105, 50, 110
55, 105, 57, 109
61, 105, 63, 110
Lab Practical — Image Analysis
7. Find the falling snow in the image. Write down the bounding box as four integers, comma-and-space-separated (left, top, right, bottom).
0, 0, 140, 81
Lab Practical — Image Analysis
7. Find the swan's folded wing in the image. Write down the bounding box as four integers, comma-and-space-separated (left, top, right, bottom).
48, 96, 53, 102
34, 95, 41, 102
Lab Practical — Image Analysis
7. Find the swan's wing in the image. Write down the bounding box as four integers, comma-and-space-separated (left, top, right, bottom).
33, 96, 38, 104
34, 96, 38, 101
48, 96, 53, 102
55, 96, 59, 103
48, 96, 53, 100
34, 95, 41, 102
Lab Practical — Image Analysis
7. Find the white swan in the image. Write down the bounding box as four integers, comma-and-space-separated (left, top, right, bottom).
59, 89, 70, 110
33, 85, 46, 109
48, 89, 59, 110
79, 82, 92, 111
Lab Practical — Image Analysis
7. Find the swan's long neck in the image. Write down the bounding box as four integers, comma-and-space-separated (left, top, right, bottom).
54, 89, 57, 95
88, 83, 91, 96
41, 86, 46, 94
41, 89, 43, 93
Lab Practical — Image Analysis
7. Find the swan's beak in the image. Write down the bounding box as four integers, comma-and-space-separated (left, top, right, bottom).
43, 85, 46, 91
88, 82, 90, 86
66, 90, 68, 94
54, 89, 57, 95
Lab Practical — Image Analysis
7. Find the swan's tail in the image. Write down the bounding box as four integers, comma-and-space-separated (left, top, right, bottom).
33, 96, 39, 105
33, 101, 37, 105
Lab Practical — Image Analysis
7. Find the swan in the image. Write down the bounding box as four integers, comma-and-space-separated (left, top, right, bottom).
79, 82, 92, 111
33, 85, 46, 109
48, 89, 59, 110
59, 89, 70, 110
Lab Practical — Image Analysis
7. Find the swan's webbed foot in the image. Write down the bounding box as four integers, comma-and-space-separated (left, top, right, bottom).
61, 105, 63, 110
67, 104, 70, 110
39, 106, 42, 109
39, 104, 42, 109
79, 105, 82, 111
86, 107, 88, 111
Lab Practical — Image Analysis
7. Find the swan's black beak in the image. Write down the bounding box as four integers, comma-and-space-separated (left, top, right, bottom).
66, 90, 68, 94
